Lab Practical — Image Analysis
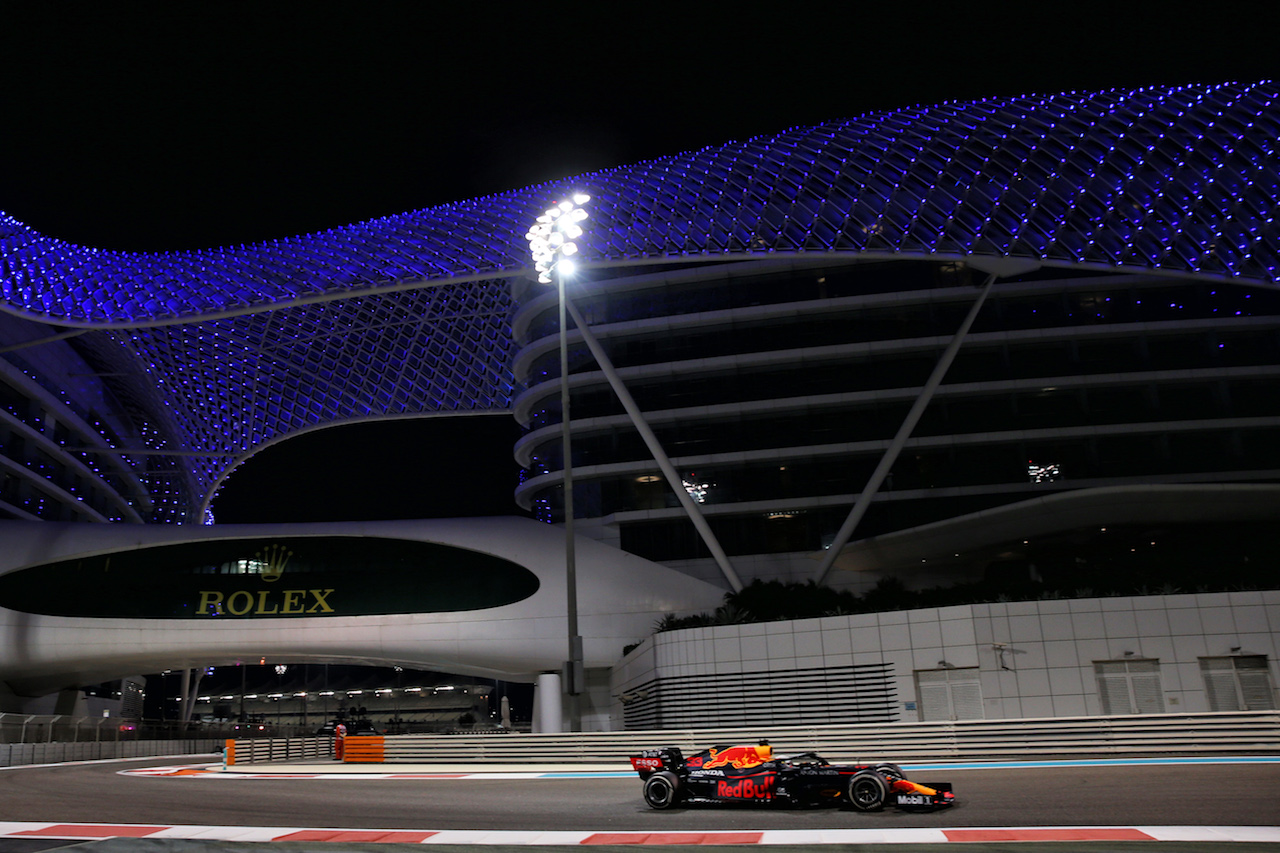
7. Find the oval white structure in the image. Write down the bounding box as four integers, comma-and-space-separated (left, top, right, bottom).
0, 517, 725, 702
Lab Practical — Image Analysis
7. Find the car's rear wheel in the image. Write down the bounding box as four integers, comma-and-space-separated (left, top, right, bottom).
642, 771, 682, 809
847, 771, 888, 811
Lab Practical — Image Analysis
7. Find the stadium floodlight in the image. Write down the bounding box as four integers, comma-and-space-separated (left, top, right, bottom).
526, 193, 590, 284
526, 193, 591, 732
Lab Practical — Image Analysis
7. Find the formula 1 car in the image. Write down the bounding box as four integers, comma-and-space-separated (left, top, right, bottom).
629, 741, 954, 811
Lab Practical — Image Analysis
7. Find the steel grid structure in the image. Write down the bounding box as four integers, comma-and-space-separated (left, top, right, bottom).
0, 81, 1275, 522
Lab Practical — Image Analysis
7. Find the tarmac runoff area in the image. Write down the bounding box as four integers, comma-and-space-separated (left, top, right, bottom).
119, 754, 1280, 779
125, 760, 632, 779
1, 756, 1275, 850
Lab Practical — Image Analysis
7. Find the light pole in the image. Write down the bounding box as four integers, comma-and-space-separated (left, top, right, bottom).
394, 666, 403, 731
274, 664, 287, 731
526, 193, 590, 731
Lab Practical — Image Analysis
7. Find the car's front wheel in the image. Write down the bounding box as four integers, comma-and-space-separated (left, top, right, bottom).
642, 771, 682, 810
847, 771, 888, 811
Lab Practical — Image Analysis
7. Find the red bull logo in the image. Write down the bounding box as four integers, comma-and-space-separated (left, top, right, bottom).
702, 744, 770, 770
716, 775, 775, 800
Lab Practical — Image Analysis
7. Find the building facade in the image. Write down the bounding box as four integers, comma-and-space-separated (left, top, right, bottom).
612, 590, 1279, 727
0, 518, 723, 727
0, 81, 1277, 725
511, 257, 1280, 590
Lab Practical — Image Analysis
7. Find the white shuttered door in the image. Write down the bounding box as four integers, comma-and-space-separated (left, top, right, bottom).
915, 667, 983, 721
1095, 659, 1165, 715
1200, 656, 1277, 711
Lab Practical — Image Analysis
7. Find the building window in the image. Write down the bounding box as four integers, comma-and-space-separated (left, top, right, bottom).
1095, 659, 1165, 715
1200, 656, 1277, 711
915, 667, 983, 721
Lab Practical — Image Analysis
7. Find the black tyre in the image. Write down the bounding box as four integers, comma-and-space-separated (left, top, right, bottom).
642, 771, 682, 810
847, 771, 888, 811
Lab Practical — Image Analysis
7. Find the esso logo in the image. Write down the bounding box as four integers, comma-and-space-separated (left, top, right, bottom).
631, 757, 663, 771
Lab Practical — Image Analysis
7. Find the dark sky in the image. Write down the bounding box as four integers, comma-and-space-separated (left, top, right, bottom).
2, 5, 1277, 522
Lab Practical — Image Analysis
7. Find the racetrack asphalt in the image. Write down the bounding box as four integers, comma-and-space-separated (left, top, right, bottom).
1, 755, 1277, 852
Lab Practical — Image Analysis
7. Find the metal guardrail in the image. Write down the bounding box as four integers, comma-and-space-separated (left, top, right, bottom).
231, 736, 331, 764
228, 711, 1280, 766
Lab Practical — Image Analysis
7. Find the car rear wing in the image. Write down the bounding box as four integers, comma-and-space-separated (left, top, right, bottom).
629, 746, 684, 776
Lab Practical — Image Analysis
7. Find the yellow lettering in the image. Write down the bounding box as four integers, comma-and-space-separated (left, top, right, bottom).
226, 590, 254, 616
308, 588, 335, 613
281, 589, 304, 614
198, 591, 224, 615
197, 588, 334, 617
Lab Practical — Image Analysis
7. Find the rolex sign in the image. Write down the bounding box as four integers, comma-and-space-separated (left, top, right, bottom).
0, 537, 540, 619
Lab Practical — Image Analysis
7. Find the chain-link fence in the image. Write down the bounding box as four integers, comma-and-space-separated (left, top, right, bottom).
0, 712, 317, 744
0, 712, 313, 767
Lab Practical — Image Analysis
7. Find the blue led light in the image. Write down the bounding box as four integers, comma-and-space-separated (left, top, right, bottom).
0, 80, 1276, 520
0, 82, 1275, 329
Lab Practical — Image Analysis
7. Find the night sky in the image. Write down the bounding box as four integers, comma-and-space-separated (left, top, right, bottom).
2, 5, 1277, 523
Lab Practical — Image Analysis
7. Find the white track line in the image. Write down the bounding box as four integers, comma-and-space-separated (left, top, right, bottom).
2, 822, 1279, 844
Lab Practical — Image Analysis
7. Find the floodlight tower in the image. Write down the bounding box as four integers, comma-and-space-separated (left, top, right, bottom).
526, 193, 590, 731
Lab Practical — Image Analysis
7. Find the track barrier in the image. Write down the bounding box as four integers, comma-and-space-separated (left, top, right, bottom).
227, 710, 1280, 765
225, 735, 330, 765
0, 738, 224, 768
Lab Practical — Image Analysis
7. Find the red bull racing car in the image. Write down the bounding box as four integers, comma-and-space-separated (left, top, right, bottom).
629, 741, 955, 811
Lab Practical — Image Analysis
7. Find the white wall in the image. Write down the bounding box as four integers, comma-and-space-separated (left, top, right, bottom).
970, 591, 1279, 718
611, 590, 1280, 726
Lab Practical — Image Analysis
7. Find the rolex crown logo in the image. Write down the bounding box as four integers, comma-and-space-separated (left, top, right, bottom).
254, 544, 293, 583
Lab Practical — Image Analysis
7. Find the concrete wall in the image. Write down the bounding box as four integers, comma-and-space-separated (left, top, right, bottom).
611, 590, 1280, 726
970, 591, 1278, 718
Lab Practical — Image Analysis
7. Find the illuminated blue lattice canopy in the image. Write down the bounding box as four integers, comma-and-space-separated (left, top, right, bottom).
0, 81, 1275, 519
0, 81, 1276, 326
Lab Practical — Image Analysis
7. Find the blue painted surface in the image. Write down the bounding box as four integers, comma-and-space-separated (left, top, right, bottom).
902, 755, 1280, 771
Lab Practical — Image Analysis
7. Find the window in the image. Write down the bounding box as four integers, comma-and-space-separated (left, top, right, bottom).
915, 667, 983, 721
1095, 659, 1165, 715
1200, 656, 1276, 711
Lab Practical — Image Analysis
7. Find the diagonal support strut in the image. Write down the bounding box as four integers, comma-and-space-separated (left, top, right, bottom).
813, 272, 999, 585
563, 296, 744, 592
